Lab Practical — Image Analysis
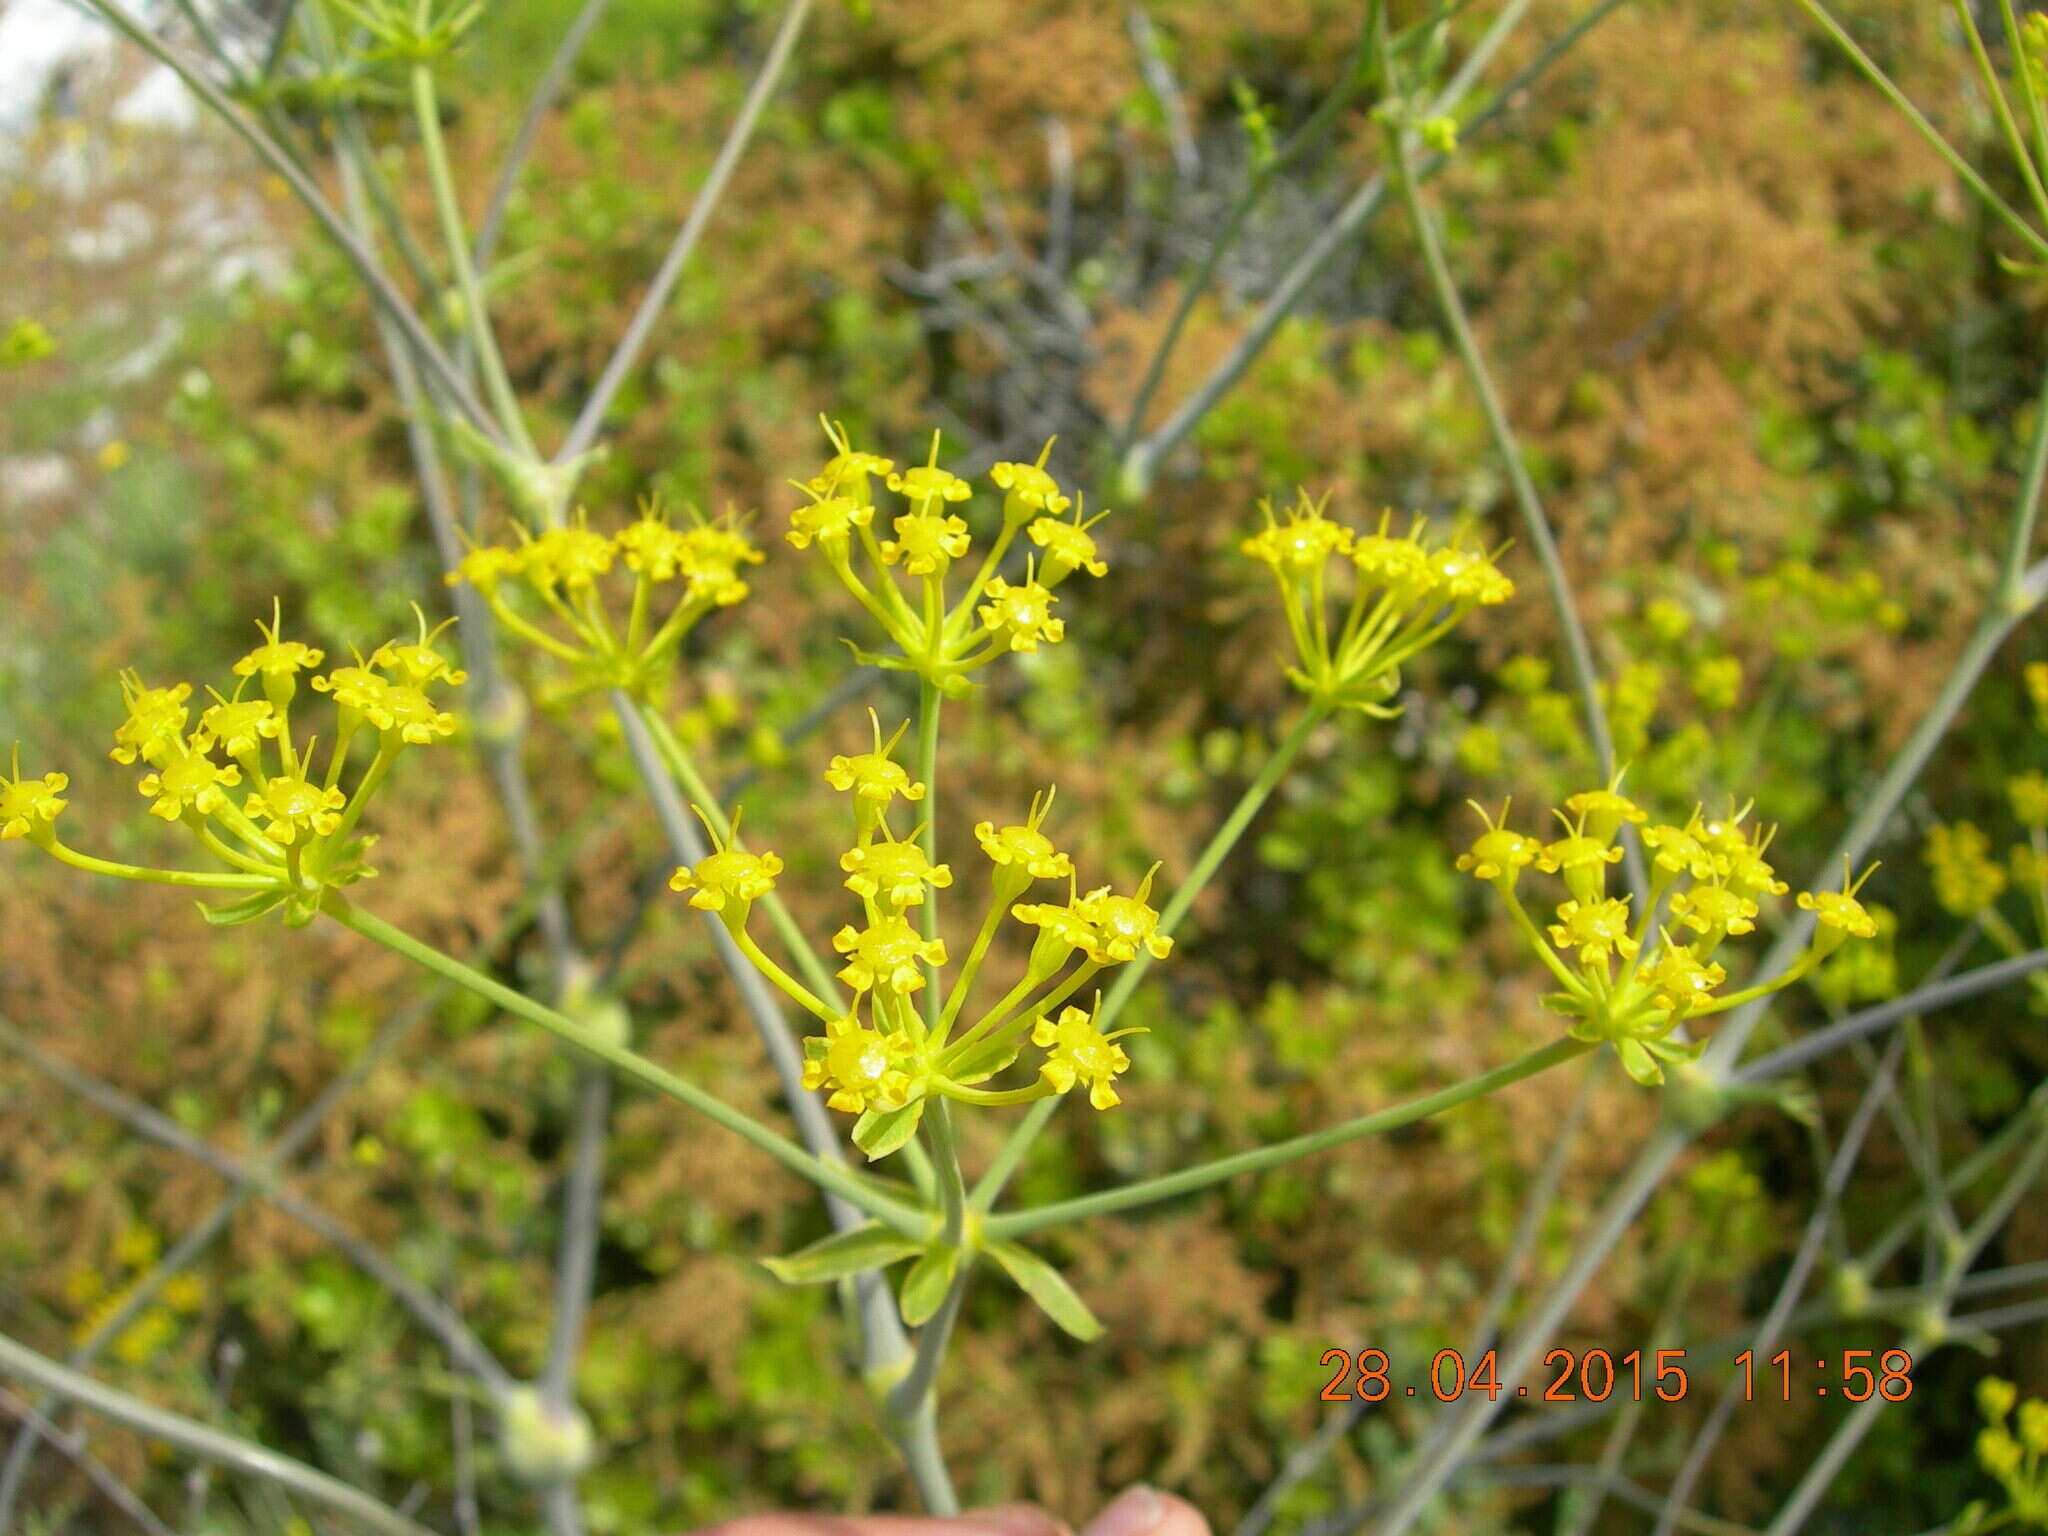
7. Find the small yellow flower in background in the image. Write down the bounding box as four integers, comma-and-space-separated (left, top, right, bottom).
1028, 497, 1111, 584
1925, 822, 2008, 917
668, 807, 782, 917
888, 431, 973, 513
97, 439, 131, 472
977, 568, 1065, 653
882, 510, 971, 576
244, 773, 347, 846
841, 833, 952, 909
2010, 771, 2048, 829
2014, 843, 2048, 890
138, 754, 241, 822
1455, 800, 1539, 888
833, 914, 947, 995
990, 440, 1071, 524
801, 1014, 918, 1115
109, 673, 194, 767
1798, 859, 1882, 955
1690, 654, 1743, 712
1548, 897, 1639, 967
114, 1225, 160, 1269
1075, 869, 1173, 965
825, 712, 927, 826
2028, 662, 2048, 728
1033, 999, 1137, 1110
161, 1273, 208, 1314
448, 543, 522, 594
523, 520, 615, 592
1, 749, 68, 842
976, 788, 1072, 888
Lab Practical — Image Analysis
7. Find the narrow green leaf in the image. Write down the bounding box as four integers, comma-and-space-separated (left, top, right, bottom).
989, 1241, 1102, 1341
760, 1224, 923, 1285
197, 888, 291, 927
944, 1036, 1021, 1086
852, 1098, 925, 1160
898, 1244, 961, 1327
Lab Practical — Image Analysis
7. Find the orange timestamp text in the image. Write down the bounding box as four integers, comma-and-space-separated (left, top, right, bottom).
1319, 1347, 1916, 1404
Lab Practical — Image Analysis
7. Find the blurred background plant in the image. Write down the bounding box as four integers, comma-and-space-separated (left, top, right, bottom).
3, 0, 2048, 1533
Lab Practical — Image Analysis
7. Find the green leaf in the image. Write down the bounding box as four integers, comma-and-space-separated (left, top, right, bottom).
989, 1241, 1102, 1341
944, 1036, 1022, 1086
196, 888, 291, 927
760, 1223, 923, 1285
897, 1244, 960, 1327
852, 1098, 925, 1160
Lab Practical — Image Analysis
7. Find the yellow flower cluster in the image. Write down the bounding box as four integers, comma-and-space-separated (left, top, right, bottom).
667, 712, 1164, 1155
2, 603, 464, 927
1973, 1377, 2048, 1529
1241, 492, 1513, 714
784, 421, 1111, 696
1458, 779, 1877, 1084
447, 502, 762, 701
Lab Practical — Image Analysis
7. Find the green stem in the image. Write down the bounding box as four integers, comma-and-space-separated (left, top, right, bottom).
329, 900, 923, 1233
44, 840, 278, 890
971, 702, 1328, 1211
2002, 329, 2048, 602
927, 1098, 967, 1247
1954, 0, 2048, 234
410, 63, 537, 459
986, 1037, 1590, 1240
917, 677, 944, 1015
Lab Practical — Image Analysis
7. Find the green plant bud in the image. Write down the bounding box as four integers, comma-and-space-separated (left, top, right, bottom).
499, 1385, 596, 1485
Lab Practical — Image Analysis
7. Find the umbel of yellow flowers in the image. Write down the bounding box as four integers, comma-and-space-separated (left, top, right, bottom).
784, 420, 1112, 697
0, 603, 465, 927
666, 712, 1165, 1159
1458, 781, 1879, 1084
447, 500, 763, 702
1242, 491, 1514, 714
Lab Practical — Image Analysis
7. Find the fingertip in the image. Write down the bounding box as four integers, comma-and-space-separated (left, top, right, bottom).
968, 1502, 1071, 1536
1080, 1485, 1209, 1536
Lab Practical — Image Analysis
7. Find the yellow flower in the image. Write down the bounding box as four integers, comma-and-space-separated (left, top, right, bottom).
1563, 780, 1647, 845
615, 509, 691, 580
825, 712, 927, 815
309, 661, 389, 718
840, 834, 953, 908
137, 753, 241, 821
1695, 804, 1788, 897
786, 488, 874, 552
360, 684, 458, 746
1925, 822, 2006, 917
1668, 882, 1759, 941
109, 673, 194, 767
2010, 771, 2048, 829
1536, 826, 1624, 905
1797, 859, 1881, 955
1033, 1000, 1135, 1110
1428, 541, 1515, 606
234, 603, 325, 683
2014, 843, 2048, 889
989, 439, 1070, 523
1074, 865, 1172, 964
1455, 800, 1539, 887
881, 510, 971, 576
370, 609, 467, 689
673, 518, 763, 606
1028, 497, 1111, 584
243, 774, 346, 846
446, 542, 522, 593
1347, 515, 1437, 601
161, 1273, 207, 1314
0, 749, 68, 841
1690, 655, 1743, 712
2028, 661, 2048, 727
1012, 883, 1103, 971
1642, 819, 1717, 882
523, 520, 615, 591
977, 569, 1065, 652
1241, 492, 1353, 577
808, 417, 894, 501
199, 689, 284, 758
887, 431, 972, 512
976, 788, 1072, 884
668, 806, 782, 915
1644, 935, 1726, 1018
833, 914, 947, 995
801, 1013, 917, 1115
1547, 897, 1639, 967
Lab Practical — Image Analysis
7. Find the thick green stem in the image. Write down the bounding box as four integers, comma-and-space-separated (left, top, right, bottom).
985, 1037, 1590, 1239
329, 900, 923, 1233
917, 677, 944, 1013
